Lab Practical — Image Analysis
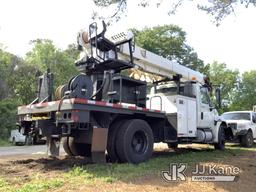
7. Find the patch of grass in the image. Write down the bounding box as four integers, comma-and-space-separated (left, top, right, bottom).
15, 179, 64, 192
0, 176, 64, 192
1, 143, 255, 191
0, 138, 11, 147
226, 143, 256, 152
0, 177, 11, 192
65, 145, 252, 184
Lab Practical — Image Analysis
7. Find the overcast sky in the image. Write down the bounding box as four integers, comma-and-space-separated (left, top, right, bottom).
0, 0, 255, 73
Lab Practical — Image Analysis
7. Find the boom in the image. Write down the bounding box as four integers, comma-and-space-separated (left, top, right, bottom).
118, 44, 204, 83
77, 21, 205, 84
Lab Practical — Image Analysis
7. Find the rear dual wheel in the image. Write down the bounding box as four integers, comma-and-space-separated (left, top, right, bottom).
114, 119, 154, 164
107, 120, 124, 163
62, 137, 91, 156
63, 119, 154, 164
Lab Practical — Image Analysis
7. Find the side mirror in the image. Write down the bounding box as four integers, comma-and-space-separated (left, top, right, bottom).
252, 116, 256, 123
215, 88, 221, 108
77, 44, 83, 51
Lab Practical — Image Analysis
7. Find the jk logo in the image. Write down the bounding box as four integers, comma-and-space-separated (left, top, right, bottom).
161, 163, 187, 181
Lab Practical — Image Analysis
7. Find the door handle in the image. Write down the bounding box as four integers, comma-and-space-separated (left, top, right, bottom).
201, 112, 204, 120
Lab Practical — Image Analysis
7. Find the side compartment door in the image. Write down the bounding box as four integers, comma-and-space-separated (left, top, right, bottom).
177, 97, 188, 137
187, 99, 197, 137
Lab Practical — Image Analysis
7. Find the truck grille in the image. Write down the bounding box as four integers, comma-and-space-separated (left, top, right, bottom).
228, 123, 237, 130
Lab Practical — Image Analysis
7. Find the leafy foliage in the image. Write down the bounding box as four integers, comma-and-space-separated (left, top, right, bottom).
198, 0, 256, 25
92, 0, 127, 24
0, 99, 19, 139
0, 41, 79, 139
132, 25, 204, 71
230, 70, 256, 110
0, 49, 24, 100
26, 39, 78, 87
201, 62, 239, 113
94, 0, 256, 25
207, 62, 239, 101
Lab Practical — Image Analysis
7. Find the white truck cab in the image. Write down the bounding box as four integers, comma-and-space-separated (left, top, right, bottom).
221, 111, 256, 147
147, 78, 224, 148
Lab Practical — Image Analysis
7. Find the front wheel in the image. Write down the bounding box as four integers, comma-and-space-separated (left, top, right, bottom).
214, 126, 225, 150
12, 137, 16, 146
241, 131, 254, 148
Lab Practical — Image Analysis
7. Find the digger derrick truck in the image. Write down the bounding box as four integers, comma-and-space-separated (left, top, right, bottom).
17, 21, 227, 164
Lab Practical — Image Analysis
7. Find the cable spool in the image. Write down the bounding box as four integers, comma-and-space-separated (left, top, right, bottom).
68, 74, 93, 99
55, 84, 68, 100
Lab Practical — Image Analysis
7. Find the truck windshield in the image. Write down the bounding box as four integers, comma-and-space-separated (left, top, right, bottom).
222, 113, 251, 121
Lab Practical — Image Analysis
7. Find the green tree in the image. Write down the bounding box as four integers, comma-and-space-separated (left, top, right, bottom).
25, 39, 78, 87
0, 49, 25, 100
197, 0, 256, 25
132, 25, 204, 71
8, 64, 38, 104
64, 44, 80, 61
230, 70, 256, 111
0, 41, 80, 140
203, 61, 239, 112
0, 99, 19, 139
208, 62, 239, 101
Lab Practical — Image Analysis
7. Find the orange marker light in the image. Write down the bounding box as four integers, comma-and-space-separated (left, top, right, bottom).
191, 76, 197, 81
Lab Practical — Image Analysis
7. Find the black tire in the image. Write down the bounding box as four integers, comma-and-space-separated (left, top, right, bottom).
241, 131, 254, 148
62, 136, 91, 156
167, 142, 178, 150
214, 126, 225, 150
12, 137, 16, 146
25, 136, 33, 145
107, 120, 126, 163
62, 137, 74, 156
116, 119, 154, 164
74, 143, 91, 157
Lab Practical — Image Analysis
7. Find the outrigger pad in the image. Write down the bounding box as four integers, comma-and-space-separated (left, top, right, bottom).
91, 127, 108, 163
47, 137, 60, 157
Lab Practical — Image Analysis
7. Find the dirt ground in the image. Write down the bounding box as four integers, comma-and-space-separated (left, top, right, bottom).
0, 144, 256, 192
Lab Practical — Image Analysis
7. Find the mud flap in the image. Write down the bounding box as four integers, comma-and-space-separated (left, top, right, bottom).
47, 137, 60, 157
91, 127, 108, 163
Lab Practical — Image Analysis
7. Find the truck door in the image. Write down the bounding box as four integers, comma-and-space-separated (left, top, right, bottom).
198, 87, 214, 128
252, 113, 256, 138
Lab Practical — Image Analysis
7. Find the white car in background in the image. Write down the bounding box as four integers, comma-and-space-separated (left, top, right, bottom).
9, 129, 26, 145
221, 111, 256, 147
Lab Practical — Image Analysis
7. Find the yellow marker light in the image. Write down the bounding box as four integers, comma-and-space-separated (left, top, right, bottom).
56, 111, 61, 118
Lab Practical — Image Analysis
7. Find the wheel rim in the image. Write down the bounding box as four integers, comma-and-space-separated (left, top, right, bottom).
131, 131, 148, 154
247, 134, 253, 146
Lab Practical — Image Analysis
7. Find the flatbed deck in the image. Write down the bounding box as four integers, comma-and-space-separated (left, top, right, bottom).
18, 98, 165, 118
